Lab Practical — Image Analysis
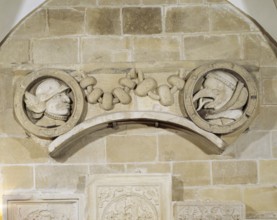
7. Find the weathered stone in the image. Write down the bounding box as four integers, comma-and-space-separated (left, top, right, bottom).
2, 166, 33, 190
260, 38, 277, 66
212, 161, 257, 184
210, 5, 253, 32
158, 134, 209, 161
48, 9, 85, 35
123, 7, 162, 34
134, 37, 180, 61
61, 136, 106, 164
259, 160, 277, 184
0, 39, 29, 64
251, 106, 277, 130
179, 0, 203, 3
126, 163, 171, 173
272, 131, 277, 158
173, 162, 211, 186
86, 8, 121, 35
166, 7, 209, 33
198, 187, 243, 202
0, 71, 13, 112
234, 131, 271, 159
32, 38, 78, 64
261, 67, 277, 79
207, 0, 226, 2
183, 35, 241, 60
263, 79, 277, 104
242, 34, 262, 61
0, 138, 48, 164
89, 164, 125, 174
243, 187, 277, 217
106, 136, 157, 162
0, 109, 25, 134
45, 0, 96, 6
99, 0, 140, 5
82, 37, 131, 63
13, 9, 47, 37
142, 0, 177, 4
35, 165, 88, 190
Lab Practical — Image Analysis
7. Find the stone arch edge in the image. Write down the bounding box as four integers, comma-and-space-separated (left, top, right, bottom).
48, 111, 226, 158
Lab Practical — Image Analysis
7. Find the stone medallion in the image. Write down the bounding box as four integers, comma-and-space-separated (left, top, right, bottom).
184, 62, 258, 134
14, 69, 85, 138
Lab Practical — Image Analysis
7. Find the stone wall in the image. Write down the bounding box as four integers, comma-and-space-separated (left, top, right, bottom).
0, 0, 277, 219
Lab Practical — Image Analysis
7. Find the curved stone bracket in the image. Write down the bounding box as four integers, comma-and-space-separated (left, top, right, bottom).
48, 111, 226, 158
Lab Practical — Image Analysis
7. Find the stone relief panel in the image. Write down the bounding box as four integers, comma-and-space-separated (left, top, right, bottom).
174, 201, 245, 220
3, 195, 82, 220
13, 62, 259, 155
87, 174, 172, 220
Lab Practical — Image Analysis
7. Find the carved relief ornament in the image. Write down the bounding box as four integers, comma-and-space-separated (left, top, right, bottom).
13, 62, 259, 152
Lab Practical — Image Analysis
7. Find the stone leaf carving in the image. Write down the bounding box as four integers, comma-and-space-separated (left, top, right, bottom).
88, 174, 172, 220
174, 201, 245, 220
184, 62, 258, 134
13, 69, 85, 138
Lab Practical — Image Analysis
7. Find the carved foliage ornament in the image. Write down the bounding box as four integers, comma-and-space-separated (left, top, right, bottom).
13, 62, 258, 140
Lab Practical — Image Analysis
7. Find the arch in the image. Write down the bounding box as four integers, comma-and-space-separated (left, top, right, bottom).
49, 111, 226, 157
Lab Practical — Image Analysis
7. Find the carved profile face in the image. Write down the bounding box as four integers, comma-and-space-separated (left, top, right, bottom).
24, 78, 72, 127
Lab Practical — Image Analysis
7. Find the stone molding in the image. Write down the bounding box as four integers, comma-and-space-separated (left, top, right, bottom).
13, 62, 259, 156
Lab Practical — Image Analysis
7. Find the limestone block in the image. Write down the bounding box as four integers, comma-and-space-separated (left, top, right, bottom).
60, 135, 106, 164
183, 35, 241, 60
173, 201, 245, 220
250, 106, 277, 130
0, 71, 13, 111
173, 162, 211, 186
90, 164, 125, 174
86, 8, 121, 35
259, 160, 277, 184
158, 134, 209, 161
242, 34, 262, 61
165, 7, 209, 33
123, 7, 162, 34
13, 9, 47, 37
179, 0, 203, 3
142, 0, 177, 4
198, 187, 243, 202
126, 163, 171, 173
272, 131, 277, 158
263, 79, 277, 104
106, 135, 157, 162
1, 166, 33, 190
210, 5, 254, 32
207, 0, 226, 2
134, 37, 180, 61
212, 161, 257, 185
0, 138, 48, 164
48, 9, 85, 36
99, 0, 140, 5
260, 39, 277, 66
32, 38, 78, 64
234, 131, 271, 159
243, 187, 277, 218
261, 67, 277, 79
3, 195, 82, 220
0, 39, 29, 64
87, 174, 172, 220
0, 109, 26, 135
35, 165, 88, 190
82, 37, 131, 63
45, 0, 96, 6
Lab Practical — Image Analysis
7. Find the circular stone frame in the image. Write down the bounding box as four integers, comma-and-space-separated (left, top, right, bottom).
14, 69, 85, 138
184, 62, 258, 134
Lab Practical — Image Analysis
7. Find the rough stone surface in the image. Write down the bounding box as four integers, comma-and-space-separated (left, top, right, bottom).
86, 8, 121, 35
251, 106, 277, 130
1, 166, 33, 190
126, 163, 171, 173
259, 160, 277, 184
106, 136, 157, 162
0, 71, 14, 111
134, 37, 180, 61
212, 161, 258, 184
0, 39, 29, 64
48, 9, 85, 36
197, 187, 243, 202
89, 164, 125, 174
35, 165, 88, 190
179, 0, 203, 3
32, 38, 78, 64
210, 5, 253, 32
242, 34, 262, 61
99, 0, 140, 5
142, 0, 177, 4
183, 35, 241, 60
166, 7, 209, 33
173, 162, 211, 186
82, 37, 131, 63
123, 7, 162, 34
45, 0, 97, 6
263, 79, 277, 104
